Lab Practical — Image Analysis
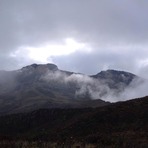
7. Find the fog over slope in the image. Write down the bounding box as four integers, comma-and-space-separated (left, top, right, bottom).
41, 67, 146, 102
0, 63, 146, 103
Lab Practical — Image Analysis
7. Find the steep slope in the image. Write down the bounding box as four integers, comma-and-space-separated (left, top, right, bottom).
0, 63, 142, 114
0, 96, 147, 147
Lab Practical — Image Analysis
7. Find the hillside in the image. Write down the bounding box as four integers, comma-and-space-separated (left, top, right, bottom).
0, 64, 140, 114
0, 63, 141, 115
0, 96, 147, 147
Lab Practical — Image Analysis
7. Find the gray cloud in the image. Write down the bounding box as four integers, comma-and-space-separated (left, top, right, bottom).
52, 47, 145, 76
0, 0, 148, 79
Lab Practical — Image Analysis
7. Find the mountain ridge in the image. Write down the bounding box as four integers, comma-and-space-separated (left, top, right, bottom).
0, 63, 143, 115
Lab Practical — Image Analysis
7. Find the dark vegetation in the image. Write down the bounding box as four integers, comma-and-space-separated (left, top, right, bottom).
0, 96, 147, 147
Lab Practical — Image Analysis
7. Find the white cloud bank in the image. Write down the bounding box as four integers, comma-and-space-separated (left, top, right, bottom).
42, 70, 148, 102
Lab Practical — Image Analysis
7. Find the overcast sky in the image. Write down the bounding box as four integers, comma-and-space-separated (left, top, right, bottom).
1, 0, 148, 78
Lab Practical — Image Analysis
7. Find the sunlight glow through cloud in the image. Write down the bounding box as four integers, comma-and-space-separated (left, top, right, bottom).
10, 38, 91, 64
25, 38, 91, 63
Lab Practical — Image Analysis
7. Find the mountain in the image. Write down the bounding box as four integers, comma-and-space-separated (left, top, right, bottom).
0, 96, 147, 147
92, 69, 136, 88
0, 63, 142, 115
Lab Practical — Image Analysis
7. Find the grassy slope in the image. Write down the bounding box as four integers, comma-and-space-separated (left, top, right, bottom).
0, 96, 147, 147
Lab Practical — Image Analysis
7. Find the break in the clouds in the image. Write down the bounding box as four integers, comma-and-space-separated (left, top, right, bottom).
1, 0, 148, 78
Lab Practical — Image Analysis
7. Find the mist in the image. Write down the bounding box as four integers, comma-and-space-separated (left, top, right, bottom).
119, 78, 148, 101
41, 70, 148, 102
0, 71, 18, 94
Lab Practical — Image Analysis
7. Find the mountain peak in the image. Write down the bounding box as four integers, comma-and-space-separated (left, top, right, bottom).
92, 69, 137, 87
99, 69, 136, 78
21, 63, 58, 74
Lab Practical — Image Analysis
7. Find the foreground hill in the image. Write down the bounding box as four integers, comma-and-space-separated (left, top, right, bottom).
0, 63, 142, 114
0, 96, 147, 147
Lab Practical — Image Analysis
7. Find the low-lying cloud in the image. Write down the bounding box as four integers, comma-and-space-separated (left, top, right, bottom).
42, 70, 148, 102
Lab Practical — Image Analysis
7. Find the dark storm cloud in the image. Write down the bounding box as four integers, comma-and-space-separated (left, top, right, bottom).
0, 0, 148, 78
